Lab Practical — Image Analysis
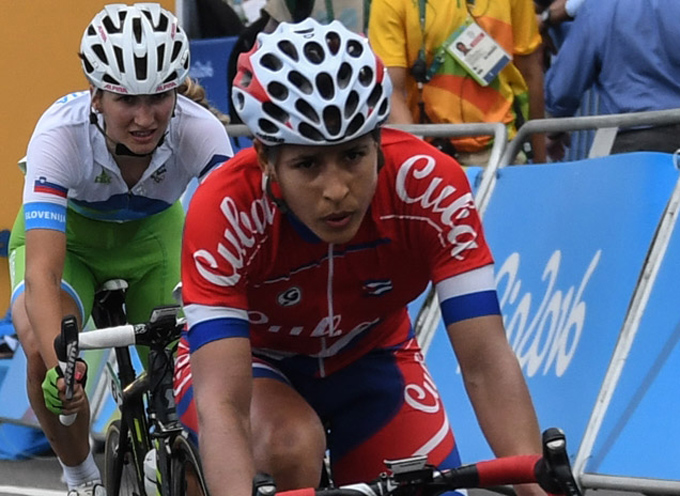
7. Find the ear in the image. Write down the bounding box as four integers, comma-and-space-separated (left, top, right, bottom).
90, 85, 102, 112
253, 139, 276, 179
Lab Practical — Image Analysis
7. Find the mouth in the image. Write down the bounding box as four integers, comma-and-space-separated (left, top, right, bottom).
322, 211, 353, 228
129, 129, 157, 144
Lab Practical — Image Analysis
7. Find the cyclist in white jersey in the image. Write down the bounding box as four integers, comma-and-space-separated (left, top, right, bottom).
7, 4, 233, 495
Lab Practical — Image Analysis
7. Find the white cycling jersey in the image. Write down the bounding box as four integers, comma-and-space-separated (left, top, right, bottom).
23, 91, 233, 231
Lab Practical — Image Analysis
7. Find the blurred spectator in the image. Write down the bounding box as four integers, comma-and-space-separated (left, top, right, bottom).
263, 0, 367, 33
535, 0, 584, 68
369, 0, 546, 166
227, 0, 368, 124
536, 0, 584, 32
184, 0, 247, 38
545, 0, 680, 156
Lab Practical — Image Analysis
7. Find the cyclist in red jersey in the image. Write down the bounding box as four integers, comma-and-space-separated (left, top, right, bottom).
175, 17, 544, 496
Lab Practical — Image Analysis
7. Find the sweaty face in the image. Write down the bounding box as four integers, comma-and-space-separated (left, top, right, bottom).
267, 134, 379, 245
95, 90, 175, 155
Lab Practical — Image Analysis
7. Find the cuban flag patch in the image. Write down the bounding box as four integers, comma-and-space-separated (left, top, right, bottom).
34, 177, 67, 198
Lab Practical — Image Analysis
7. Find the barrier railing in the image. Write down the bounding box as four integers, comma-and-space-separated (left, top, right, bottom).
501, 108, 680, 168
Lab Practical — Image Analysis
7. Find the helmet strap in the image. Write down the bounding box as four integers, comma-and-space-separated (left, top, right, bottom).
264, 174, 289, 214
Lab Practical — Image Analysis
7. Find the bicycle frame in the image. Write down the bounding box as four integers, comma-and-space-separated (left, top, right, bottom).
89, 282, 184, 496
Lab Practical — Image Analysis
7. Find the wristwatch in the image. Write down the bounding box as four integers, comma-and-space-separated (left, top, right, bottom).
540, 8, 553, 27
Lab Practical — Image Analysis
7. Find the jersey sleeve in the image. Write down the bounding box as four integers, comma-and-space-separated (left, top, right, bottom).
384, 134, 499, 325
23, 126, 80, 232
175, 98, 234, 181
180, 151, 271, 352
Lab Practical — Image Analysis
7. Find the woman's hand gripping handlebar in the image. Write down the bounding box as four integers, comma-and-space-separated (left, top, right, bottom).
53, 305, 184, 426
270, 428, 582, 496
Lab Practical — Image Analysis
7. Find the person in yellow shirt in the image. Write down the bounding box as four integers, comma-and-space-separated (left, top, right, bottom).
369, 0, 546, 166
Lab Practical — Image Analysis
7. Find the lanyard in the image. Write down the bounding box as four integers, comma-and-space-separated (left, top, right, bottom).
415, 0, 475, 82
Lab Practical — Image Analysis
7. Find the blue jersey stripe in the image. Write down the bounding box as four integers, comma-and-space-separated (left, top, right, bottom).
69, 194, 172, 221
440, 290, 501, 326
25, 202, 67, 232
199, 154, 231, 179
188, 317, 250, 352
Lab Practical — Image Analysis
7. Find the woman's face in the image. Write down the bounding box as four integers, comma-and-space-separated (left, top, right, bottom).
93, 89, 175, 155
261, 134, 380, 245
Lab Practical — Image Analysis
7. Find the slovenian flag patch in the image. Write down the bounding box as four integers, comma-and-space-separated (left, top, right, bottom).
34, 177, 67, 198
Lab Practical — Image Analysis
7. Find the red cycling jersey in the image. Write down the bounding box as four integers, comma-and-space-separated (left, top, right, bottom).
181, 128, 498, 377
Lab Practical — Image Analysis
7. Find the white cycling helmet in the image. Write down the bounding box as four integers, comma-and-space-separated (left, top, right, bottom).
80, 3, 190, 95
232, 18, 392, 146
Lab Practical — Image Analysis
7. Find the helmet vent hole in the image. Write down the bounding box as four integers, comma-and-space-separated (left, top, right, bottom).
92, 45, 108, 65
102, 16, 121, 34
157, 45, 166, 71
346, 40, 363, 58
81, 56, 94, 74
378, 98, 389, 116
367, 84, 383, 108
268, 81, 289, 101
133, 18, 143, 43
288, 71, 313, 94
278, 40, 299, 61
240, 70, 253, 88
344, 91, 359, 118
87, 26, 96, 36
299, 122, 325, 142
316, 73, 335, 99
325, 32, 341, 55
304, 41, 325, 64
157, 14, 169, 31
358, 66, 374, 87
135, 56, 148, 81
114, 46, 125, 72
261, 54, 283, 71
162, 72, 177, 84
337, 63, 352, 89
259, 118, 279, 134
235, 92, 245, 110
323, 106, 342, 136
347, 113, 365, 137
263, 101, 290, 124
172, 41, 183, 62
295, 99, 320, 124
103, 74, 120, 85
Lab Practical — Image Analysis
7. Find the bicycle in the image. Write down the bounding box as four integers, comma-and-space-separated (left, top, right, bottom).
270, 428, 582, 496
54, 279, 208, 496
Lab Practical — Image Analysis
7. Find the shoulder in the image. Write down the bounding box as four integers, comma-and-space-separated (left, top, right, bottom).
27, 92, 92, 166
379, 128, 468, 182
173, 95, 228, 135
376, 128, 473, 210
189, 147, 261, 207
32, 92, 91, 137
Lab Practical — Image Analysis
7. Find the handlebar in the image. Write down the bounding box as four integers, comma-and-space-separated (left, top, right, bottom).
53, 305, 184, 426
277, 428, 581, 496
54, 315, 79, 426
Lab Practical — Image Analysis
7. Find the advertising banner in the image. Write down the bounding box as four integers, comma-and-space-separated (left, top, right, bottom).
423, 153, 679, 463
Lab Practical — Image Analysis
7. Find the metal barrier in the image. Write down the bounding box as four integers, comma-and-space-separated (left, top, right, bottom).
501, 108, 680, 168
224, 121, 508, 177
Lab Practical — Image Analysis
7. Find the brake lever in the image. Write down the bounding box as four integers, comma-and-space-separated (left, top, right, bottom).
537, 428, 582, 496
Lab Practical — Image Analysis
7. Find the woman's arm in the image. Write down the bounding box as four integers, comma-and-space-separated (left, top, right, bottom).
24, 228, 70, 368
514, 48, 547, 163
386, 67, 416, 124
191, 336, 255, 496
447, 314, 544, 496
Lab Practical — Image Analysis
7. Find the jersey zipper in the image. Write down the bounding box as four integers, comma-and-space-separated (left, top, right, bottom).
319, 243, 335, 378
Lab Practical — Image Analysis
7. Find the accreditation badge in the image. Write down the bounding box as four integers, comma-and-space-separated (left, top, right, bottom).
445, 17, 511, 86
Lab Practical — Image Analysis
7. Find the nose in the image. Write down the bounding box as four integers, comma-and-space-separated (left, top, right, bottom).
133, 102, 155, 128
321, 165, 350, 203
